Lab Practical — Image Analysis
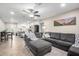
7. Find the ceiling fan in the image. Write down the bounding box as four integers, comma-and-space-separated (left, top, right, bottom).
22, 9, 40, 17
22, 3, 42, 18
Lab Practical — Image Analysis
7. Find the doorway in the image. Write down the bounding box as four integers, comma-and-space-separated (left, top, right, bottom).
34, 25, 39, 32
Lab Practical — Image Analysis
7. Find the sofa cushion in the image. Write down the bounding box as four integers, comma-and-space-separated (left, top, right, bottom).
42, 33, 50, 38
50, 33, 60, 39
29, 40, 52, 52
44, 38, 72, 47
35, 32, 43, 38
55, 40, 73, 47
60, 33, 75, 43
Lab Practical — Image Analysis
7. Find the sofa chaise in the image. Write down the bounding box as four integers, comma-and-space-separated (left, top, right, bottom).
24, 35, 52, 56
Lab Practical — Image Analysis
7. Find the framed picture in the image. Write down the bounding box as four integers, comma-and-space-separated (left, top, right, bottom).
54, 17, 76, 26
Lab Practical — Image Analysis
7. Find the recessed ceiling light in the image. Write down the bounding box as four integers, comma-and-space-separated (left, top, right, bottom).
60, 3, 66, 7
10, 11, 15, 15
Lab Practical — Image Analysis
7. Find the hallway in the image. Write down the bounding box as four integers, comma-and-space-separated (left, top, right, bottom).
0, 36, 33, 56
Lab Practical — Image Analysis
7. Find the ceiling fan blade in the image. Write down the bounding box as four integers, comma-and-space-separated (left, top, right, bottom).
34, 11, 39, 13
22, 10, 29, 14
34, 14, 40, 17
28, 9, 34, 12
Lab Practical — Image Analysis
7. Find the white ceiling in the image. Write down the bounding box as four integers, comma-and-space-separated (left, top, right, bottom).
0, 3, 79, 24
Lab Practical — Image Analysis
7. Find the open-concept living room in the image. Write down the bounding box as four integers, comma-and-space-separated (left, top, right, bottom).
0, 3, 79, 56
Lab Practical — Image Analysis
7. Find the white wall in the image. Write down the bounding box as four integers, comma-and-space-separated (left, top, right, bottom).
6, 23, 30, 33
43, 9, 79, 34
29, 21, 43, 32
17, 24, 29, 32
0, 19, 6, 32
6, 23, 17, 32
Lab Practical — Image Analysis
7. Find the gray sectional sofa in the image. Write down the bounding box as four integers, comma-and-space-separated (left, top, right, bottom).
35, 32, 75, 51
44, 32, 75, 51
24, 32, 76, 56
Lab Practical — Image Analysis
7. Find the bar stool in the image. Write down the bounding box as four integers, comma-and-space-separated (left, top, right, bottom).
6, 32, 13, 40
0, 31, 6, 42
